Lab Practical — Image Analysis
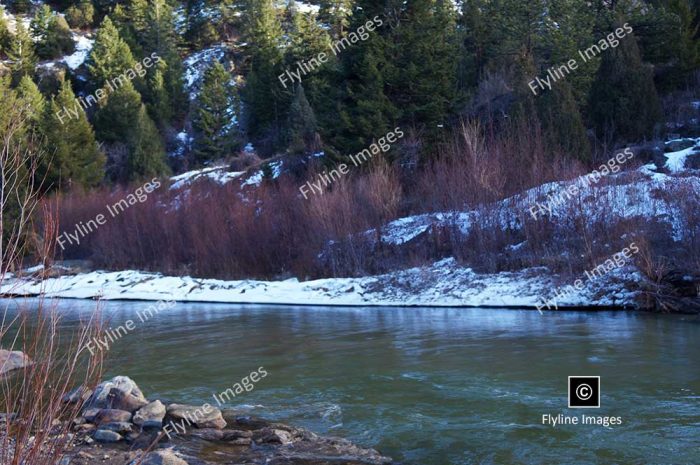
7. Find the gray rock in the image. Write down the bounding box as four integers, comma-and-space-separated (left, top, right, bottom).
62, 386, 92, 404
100, 421, 133, 434
93, 429, 123, 443
0, 350, 31, 375
166, 403, 226, 430
188, 428, 224, 441
133, 449, 189, 465
87, 376, 148, 411
133, 400, 166, 428
82, 408, 101, 423
253, 427, 294, 445
94, 409, 132, 425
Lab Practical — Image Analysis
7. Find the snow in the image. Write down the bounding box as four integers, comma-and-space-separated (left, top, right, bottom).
0, 258, 642, 309
183, 45, 228, 92
293, 1, 321, 14
169, 165, 245, 190
664, 139, 698, 173
371, 139, 700, 247
63, 34, 93, 70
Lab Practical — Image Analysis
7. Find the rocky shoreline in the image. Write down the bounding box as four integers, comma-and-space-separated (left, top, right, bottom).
12, 376, 393, 465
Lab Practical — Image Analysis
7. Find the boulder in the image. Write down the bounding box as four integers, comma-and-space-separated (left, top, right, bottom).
0, 350, 31, 375
62, 386, 93, 404
94, 409, 131, 425
87, 376, 148, 411
134, 449, 189, 465
99, 421, 133, 434
93, 429, 123, 443
82, 408, 101, 423
133, 400, 166, 429
166, 404, 226, 430
253, 428, 294, 445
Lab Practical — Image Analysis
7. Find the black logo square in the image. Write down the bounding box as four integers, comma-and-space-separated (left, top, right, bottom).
568, 376, 600, 408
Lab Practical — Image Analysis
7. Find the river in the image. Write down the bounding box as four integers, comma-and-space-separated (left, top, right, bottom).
4, 299, 700, 464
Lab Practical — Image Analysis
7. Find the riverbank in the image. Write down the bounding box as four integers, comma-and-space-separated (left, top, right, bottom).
2, 375, 392, 465
0, 257, 653, 310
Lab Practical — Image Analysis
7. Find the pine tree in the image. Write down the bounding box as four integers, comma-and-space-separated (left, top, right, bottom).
95, 81, 143, 144
332, 0, 397, 155
287, 83, 320, 155
545, 0, 598, 106
0, 8, 11, 59
129, 105, 170, 180
88, 16, 137, 88
242, 0, 288, 150
7, 0, 31, 14
193, 62, 238, 165
30, 5, 54, 47
589, 29, 661, 142
386, 0, 458, 141
65, 1, 95, 29
34, 11, 75, 60
319, 0, 353, 39
16, 75, 46, 130
95, 81, 168, 182
537, 80, 591, 162
8, 22, 36, 84
142, 0, 186, 124
44, 80, 105, 189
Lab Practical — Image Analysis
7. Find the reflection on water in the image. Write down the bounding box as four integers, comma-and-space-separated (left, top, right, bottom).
3, 299, 700, 465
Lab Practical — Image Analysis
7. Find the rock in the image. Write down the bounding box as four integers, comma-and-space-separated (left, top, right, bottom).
62, 386, 92, 404
188, 428, 224, 441
133, 400, 166, 429
87, 376, 148, 412
94, 409, 131, 425
221, 429, 253, 440
166, 404, 226, 430
665, 138, 696, 153
0, 350, 31, 375
253, 427, 294, 445
99, 422, 133, 434
82, 408, 101, 423
93, 429, 123, 443
134, 449, 189, 465
221, 413, 271, 431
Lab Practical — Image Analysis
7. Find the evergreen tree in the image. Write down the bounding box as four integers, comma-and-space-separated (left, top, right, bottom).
386, 0, 458, 141
95, 81, 168, 182
537, 80, 591, 162
7, 0, 31, 14
0, 8, 11, 59
44, 80, 105, 189
34, 8, 75, 60
332, 0, 397, 155
95, 81, 143, 144
65, 0, 95, 29
87, 16, 137, 88
142, 0, 186, 124
319, 0, 353, 39
8, 21, 36, 83
287, 6, 335, 124
589, 30, 661, 142
16, 75, 46, 131
30, 5, 54, 47
241, 0, 288, 150
545, 0, 598, 106
287, 83, 320, 155
193, 62, 239, 165
129, 105, 170, 180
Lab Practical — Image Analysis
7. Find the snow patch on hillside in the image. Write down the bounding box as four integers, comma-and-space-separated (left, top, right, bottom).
373, 139, 700, 247
63, 34, 93, 69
